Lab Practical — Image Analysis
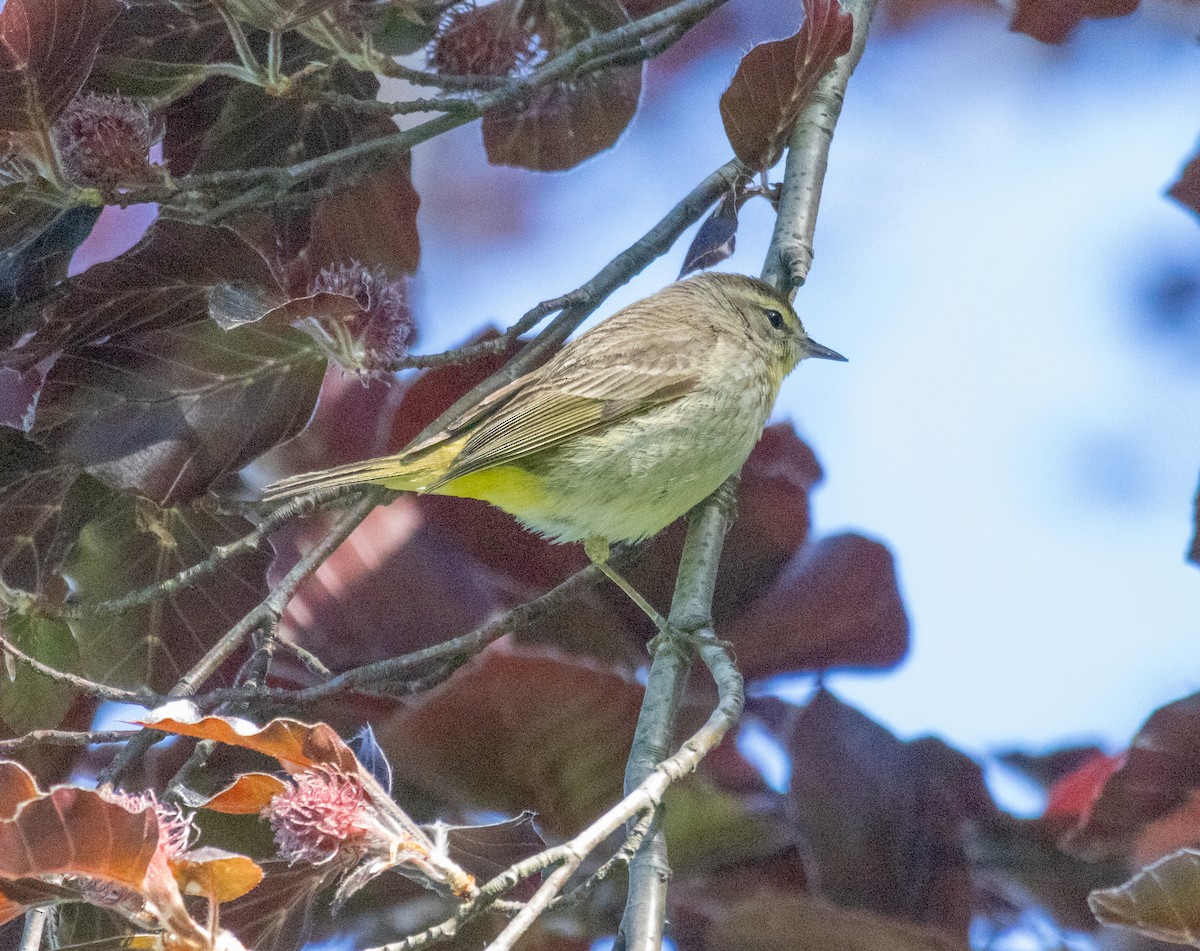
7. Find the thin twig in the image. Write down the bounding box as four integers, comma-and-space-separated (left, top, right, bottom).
9, 493, 333, 621
126, 0, 729, 218
0, 728, 137, 753
0, 629, 162, 706
616, 478, 740, 951
202, 559, 607, 708
760, 0, 880, 294
317, 91, 479, 117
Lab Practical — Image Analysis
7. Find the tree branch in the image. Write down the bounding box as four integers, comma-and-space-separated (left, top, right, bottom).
760, 0, 880, 294
616, 0, 881, 938
0, 729, 137, 753
616, 478, 741, 951
368, 633, 742, 951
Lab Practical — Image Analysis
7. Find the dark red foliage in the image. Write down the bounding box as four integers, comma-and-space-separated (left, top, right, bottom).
431, 0, 643, 170
1009, 0, 1137, 44
0, 0, 122, 135
719, 0, 854, 170
725, 533, 909, 679
12, 221, 326, 506
783, 690, 973, 940
680, 188, 741, 278
1064, 691, 1200, 860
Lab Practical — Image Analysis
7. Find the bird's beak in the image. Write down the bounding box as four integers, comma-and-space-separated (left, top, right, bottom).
804, 338, 848, 362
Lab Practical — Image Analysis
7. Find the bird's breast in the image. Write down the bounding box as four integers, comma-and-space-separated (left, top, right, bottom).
510, 374, 778, 544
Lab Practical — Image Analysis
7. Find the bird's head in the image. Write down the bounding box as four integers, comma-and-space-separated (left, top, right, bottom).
688, 272, 847, 380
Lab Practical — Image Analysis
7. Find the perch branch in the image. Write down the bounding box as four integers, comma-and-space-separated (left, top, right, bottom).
760, 0, 881, 293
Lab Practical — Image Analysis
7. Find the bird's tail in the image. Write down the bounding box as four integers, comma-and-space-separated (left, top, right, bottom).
261, 440, 464, 503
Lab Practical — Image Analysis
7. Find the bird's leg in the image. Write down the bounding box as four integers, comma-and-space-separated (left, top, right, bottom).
584, 537, 677, 652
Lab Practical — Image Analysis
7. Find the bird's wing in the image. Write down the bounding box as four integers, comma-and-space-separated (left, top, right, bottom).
428, 343, 700, 486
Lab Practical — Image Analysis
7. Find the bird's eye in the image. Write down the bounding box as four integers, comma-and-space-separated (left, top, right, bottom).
764, 309, 785, 330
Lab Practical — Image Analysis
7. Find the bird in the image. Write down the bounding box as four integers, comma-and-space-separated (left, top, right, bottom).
263, 271, 845, 633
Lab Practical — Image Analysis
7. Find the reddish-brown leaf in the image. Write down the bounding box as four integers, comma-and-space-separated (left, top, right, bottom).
17, 220, 326, 505
218, 860, 330, 951
194, 773, 290, 815
171, 846, 264, 904
1042, 751, 1123, 835
143, 716, 360, 776
0, 430, 110, 597
189, 77, 420, 280
0, 201, 101, 310
484, 64, 643, 171
441, 812, 546, 884
434, 0, 642, 171
781, 690, 972, 938
719, 0, 854, 170
0, 0, 122, 134
302, 150, 421, 278
679, 188, 741, 278
1169, 153, 1200, 224
273, 500, 506, 680
1009, 0, 1137, 45
723, 532, 909, 679
90, 0, 232, 107
1065, 691, 1200, 860
0, 760, 39, 820
0, 787, 158, 892
1089, 848, 1200, 945
376, 641, 646, 836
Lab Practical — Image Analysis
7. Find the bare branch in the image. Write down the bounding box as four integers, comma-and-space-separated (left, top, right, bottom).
760, 0, 881, 294
18, 909, 48, 951
616, 478, 741, 951
0, 729, 137, 753
0, 628, 162, 706
204, 555, 609, 708
366, 632, 743, 951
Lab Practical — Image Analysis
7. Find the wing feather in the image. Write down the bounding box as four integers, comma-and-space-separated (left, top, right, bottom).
428, 350, 699, 487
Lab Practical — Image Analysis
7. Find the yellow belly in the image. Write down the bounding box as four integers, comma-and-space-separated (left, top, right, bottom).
431, 465, 549, 514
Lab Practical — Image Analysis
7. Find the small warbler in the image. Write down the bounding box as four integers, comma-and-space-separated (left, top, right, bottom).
264, 272, 845, 626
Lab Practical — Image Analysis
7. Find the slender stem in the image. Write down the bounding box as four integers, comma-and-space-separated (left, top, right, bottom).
0, 729, 137, 753
202, 559, 607, 707
11, 493, 336, 620
616, 479, 739, 951
372, 632, 743, 951
760, 0, 880, 294
0, 629, 161, 705
213, 1, 265, 84
266, 31, 284, 89
125, 0, 729, 218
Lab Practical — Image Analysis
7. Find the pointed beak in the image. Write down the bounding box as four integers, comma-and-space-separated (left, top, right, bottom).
804, 338, 848, 362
